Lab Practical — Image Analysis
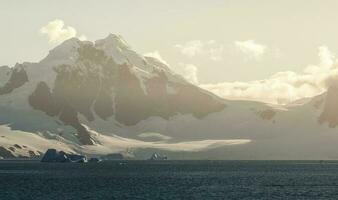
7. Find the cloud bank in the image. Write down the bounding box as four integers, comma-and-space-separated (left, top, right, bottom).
40, 19, 87, 44
144, 51, 169, 66
235, 40, 267, 60
179, 63, 199, 84
175, 40, 224, 61
201, 46, 338, 104
145, 42, 337, 104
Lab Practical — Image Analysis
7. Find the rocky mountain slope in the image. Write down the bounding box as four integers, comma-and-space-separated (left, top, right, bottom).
1, 34, 338, 159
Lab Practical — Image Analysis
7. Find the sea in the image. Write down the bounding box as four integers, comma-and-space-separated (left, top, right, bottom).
1, 160, 338, 200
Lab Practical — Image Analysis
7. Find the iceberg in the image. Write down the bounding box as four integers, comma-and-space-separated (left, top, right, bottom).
41, 149, 87, 163
148, 153, 168, 160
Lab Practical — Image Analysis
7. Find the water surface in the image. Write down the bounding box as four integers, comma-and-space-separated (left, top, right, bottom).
1, 160, 338, 199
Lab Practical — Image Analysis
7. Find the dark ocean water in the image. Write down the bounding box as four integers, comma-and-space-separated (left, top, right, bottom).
1, 160, 338, 200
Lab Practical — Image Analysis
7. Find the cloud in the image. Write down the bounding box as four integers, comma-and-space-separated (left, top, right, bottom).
179, 63, 199, 84
78, 35, 87, 41
40, 19, 86, 44
144, 51, 169, 66
138, 132, 172, 141
201, 46, 338, 104
175, 40, 203, 57
318, 46, 335, 68
235, 40, 267, 60
144, 51, 199, 85
175, 40, 224, 61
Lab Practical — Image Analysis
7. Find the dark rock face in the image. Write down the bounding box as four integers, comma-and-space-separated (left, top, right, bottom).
8, 147, 15, 152
0, 65, 28, 95
0, 146, 15, 158
115, 64, 154, 125
28, 44, 119, 145
28, 43, 225, 144
114, 68, 174, 124
59, 105, 93, 145
41, 149, 87, 163
168, 83, 225, 118
53, 65, 98, 121
319, 86, 338, 128
146, 71, 170, 116
258, 109, 276, 120
29, 81, 93, 145
115, 66, 225, 125
94, 89, 114, 120
29, 82, 59, 116
28, 150, 39, 158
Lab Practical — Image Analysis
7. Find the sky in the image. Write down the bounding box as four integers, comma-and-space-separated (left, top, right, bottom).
2, 0, 338, 104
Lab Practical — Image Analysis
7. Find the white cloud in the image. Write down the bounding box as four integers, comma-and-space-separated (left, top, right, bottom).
144, 51, 169, 66
175, 40, 224, 61
318, 46, 335, 68
235, 40, 267, 60
201, 46, 338, 104
144, 51, 199, 85
78, 35, 87, 41
175, 40, 203, 57
179, 63, 199, 84
138, 132, 172, 141
40, 19, 87, 44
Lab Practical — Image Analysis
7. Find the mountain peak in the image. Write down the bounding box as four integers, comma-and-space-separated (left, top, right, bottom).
96, 33, 130, 50
55, 37, 81, 49
45, 37, 82, 61
107, 33, 123, 39
43, 34, 131, 64
44, 38, 94, 63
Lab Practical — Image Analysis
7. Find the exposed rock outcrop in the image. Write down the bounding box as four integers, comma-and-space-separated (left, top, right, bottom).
319, 86, 338, 128
0, 65, 28, 95
258, 109, 276, 120
26, 37, 225, 145
0, 146, 15, 158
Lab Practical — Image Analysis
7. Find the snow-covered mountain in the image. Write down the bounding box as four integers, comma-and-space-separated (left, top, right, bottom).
1, 34, 338, 159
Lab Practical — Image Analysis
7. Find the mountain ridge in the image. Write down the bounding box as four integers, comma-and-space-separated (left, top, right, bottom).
1, 34, 338, 159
